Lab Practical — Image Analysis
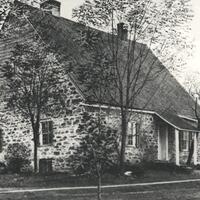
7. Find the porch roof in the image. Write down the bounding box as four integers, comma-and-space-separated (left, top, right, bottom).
156, 112, 199, 132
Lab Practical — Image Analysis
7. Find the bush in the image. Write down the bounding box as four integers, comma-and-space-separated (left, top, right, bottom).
0, 162, 7, 174
5, 143, 31, 173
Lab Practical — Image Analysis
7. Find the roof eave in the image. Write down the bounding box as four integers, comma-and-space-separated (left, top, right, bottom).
82, 102, 200, 132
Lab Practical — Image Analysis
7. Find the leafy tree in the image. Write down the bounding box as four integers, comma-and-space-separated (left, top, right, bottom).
70, 112, 119, 200
1, 40, 65, 173
72, 0, 193, 171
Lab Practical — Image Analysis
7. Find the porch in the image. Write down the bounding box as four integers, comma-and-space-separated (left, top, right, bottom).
156, 114, 199, 166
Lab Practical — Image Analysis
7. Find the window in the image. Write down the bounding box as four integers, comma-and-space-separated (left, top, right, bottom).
127, 122, 139, 147
182, 132, 188, 150
41, 121, 53, 145
179, 131, 193, 151
127, 134, 134, 146
39, 159, 53, 174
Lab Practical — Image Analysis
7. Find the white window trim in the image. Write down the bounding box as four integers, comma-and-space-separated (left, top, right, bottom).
182, 131, 189, 151
39, 120, 53, 146
127, 122, 137, 147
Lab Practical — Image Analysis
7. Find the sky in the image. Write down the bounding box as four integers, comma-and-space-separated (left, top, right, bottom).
61, 0, 200, 75
60, 0, 84, 19
188, 0, 200, 73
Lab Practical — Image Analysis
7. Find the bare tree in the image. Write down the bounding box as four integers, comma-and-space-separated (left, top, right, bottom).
184, 72, 200, 165
73, 0, 193, 171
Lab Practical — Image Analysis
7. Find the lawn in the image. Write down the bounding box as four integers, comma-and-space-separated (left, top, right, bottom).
0, 181, 200, 200
0, 164, 200, 200
0, 167, 199, 188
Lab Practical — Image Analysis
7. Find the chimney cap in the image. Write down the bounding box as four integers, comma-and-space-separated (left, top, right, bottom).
117, 22, 128, 41
40, 0, 61, 16
41, 0, 61, 7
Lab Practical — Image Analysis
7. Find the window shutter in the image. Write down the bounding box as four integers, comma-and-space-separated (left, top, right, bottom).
0, 129, 3, 152
135, 123, 140, 148
179, 131, 183, 151
49, 121, 54, 144
127, 122, 131, 145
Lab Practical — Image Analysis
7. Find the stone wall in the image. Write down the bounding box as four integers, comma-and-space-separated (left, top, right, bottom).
127, 113, 158, 163
88, 107, 158, 164
197, 133, 200, 163
0, 103, 159, 172
2, 88, 197, 172
0, 75, 85, 172
0, 110, 33, 165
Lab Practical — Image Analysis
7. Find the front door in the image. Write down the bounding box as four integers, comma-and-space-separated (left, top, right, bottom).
158, 125, 168, 160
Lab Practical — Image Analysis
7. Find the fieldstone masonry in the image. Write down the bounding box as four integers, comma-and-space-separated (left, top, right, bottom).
0, 75, 86, 172
99, 108, 158, 164
197, 134, 200, 163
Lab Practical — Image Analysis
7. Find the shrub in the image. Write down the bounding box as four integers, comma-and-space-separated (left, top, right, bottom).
0, 162, 7, 174
5, 143, 31, 173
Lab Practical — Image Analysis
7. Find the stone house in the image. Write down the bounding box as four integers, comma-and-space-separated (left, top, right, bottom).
0, 0, 199, 173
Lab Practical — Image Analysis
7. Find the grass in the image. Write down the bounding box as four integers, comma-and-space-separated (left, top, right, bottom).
0, 163, 200, 200
0, 166, 199, 188
0, 181, 200, 200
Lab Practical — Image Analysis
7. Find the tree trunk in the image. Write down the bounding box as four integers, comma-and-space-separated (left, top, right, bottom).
97, 175, 102, 200
34, 138, 38, 173
32, 118, 40, 173
119, 111, 128, 173
187, 140, 194, 166
33, 122, 40, 173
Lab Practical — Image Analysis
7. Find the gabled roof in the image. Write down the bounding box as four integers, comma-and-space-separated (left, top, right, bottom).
0, 1, 199, 130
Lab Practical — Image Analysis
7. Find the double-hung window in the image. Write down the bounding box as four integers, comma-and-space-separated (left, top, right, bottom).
127, 122, 139, 147
179, 131, 193, 151
41, 121, 53, 145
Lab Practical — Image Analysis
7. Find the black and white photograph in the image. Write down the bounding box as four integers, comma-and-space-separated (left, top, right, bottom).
0, 0, 200, 199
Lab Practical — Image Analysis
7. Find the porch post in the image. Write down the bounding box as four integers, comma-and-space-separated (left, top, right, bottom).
194, 132, 198, 165
175, 129, 180, 166
166, 126, 169, 161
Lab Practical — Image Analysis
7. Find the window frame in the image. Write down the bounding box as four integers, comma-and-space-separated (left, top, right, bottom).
182, 132, 188, 151
180, 131, 191, 152
127, 122, 139, 148
40, 120, 53, 146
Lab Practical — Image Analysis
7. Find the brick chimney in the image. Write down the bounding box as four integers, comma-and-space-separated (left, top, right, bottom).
117, 23, 128, 41
40, 0, 61, 16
